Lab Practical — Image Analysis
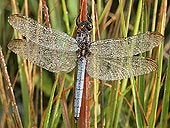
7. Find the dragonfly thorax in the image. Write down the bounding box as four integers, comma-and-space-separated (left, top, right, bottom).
76, 19, 92, 57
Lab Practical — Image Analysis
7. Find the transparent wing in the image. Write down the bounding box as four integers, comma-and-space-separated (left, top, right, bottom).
8, 14, 78, 52
86, 55, 157, 80
8, 39, 77, 73
90, 32, 163, 57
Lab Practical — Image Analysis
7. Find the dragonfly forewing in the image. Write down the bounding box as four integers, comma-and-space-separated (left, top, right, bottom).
90, 32, 163, 58
8, 39, 77, 73
86, 55, 157, 80
8, 14, 78, 52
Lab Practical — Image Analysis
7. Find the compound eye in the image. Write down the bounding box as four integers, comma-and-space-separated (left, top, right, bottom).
86, 21, 92, 31
88, 23, 93, 30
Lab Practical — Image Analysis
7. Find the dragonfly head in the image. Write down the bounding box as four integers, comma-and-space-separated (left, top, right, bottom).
76, 15, 93, 32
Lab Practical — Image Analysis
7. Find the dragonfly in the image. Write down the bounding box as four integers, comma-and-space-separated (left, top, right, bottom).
8, 14, 164, 120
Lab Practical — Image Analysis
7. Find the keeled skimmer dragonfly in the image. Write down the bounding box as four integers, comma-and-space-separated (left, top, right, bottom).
8, 14, 163, 120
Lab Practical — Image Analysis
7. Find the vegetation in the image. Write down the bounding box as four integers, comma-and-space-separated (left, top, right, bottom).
0, 0, 169, 127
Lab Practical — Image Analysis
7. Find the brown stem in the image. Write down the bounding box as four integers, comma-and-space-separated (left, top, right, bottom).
0, 47, 23, 128
77, 0, 91, 127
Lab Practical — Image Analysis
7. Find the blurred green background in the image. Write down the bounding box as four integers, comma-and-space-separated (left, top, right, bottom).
0, 0, 169, 128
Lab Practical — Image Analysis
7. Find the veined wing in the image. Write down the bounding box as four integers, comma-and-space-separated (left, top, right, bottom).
86, 55, 157, 80
8, 39, 77, 73
8, 14, 78, 52
90, 32, 163, 58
